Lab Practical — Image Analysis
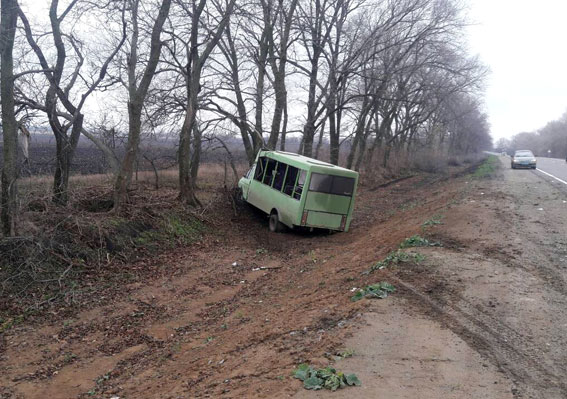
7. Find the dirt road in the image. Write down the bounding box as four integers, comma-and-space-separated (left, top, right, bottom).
298, 156, 567, 399
1, 157, 566, 398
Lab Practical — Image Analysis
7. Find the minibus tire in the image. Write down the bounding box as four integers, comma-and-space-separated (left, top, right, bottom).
269, 212, 284, 232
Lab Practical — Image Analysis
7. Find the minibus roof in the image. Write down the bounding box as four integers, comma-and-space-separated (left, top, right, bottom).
259, 150, 358, 177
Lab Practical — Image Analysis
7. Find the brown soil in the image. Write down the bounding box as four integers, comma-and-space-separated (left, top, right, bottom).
2, 157, 566, 398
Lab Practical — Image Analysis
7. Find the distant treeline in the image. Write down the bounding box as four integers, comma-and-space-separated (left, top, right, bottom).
497, 112, 567, 158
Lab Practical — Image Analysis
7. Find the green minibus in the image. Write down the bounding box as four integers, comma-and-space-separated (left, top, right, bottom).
238, 150, 359, 232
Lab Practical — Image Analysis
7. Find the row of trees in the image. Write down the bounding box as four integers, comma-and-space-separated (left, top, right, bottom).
1, 0, 491, 236
497, 111, 567, 158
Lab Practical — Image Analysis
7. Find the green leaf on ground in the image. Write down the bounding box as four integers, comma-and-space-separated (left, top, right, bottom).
365, 250, 425, 274
399, 235, 441, 248
292, 363, 310, 381
293, 364, 361, 391
345, 373, 362, 386
351, 282, 396, 302
304, 376, 324, 390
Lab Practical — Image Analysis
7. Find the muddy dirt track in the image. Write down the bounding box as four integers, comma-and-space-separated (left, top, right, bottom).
1, 156, 567, 398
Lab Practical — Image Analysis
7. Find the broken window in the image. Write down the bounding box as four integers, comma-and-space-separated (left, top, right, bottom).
254, 157, 267, 181
293, 170, 306, 200
263, 158, 277, 185
283, 166, 299, 196
273, 162, 287, 191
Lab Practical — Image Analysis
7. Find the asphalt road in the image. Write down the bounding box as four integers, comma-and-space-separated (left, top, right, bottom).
535, 156, 567, 184
498, 154, 567, 185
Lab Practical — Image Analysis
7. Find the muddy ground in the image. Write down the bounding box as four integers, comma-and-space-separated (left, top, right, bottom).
1, 156, 566, 398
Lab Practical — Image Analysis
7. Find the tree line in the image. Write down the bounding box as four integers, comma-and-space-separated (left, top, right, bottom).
496, 111, 567, 158
1, 0, 491, 236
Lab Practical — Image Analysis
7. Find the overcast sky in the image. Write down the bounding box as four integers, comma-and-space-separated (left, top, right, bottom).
466, 0, 567, 141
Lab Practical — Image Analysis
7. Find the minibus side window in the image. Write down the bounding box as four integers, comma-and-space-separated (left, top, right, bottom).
273, 162, 287, 191
263, 159, 277, 185
254, 157, 267, 181
293, 170, 306, 200
283, 166, 299, 196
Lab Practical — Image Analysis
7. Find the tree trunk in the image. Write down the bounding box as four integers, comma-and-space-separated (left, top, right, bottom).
346, 99, 371, 169
301, 53, 321, 157
354, 111, 375, 172
267, 76, 286, 149
314, 119, 326, 160
328, 75, 340, 165
302, 121, 316, 157
253, 30, 269, 153
179, 111, 192, 201
329, 111, 339, 165
53, 113, 83, 205
1, 0, 19, 236
114, 102, 142, 209
366, 113, 389, 166
190, 123, 201, 187
279, 100, 288, 151
225, 24, 255, 164
178, 75, 201, 206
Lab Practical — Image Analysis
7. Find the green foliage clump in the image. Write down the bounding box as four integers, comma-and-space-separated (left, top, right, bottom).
124, 213, 204, 248
366, 250, 425, 274
335, 349, 355, 359
351, 282, 395, 302
164, 215, 203, 244
293, 364, 361, 391
399, 235, 440, 248
472, 155, 499, 179
421, 215, 443, 229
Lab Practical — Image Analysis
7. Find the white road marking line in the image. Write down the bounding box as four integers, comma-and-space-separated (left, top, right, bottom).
536, 168, 567, 185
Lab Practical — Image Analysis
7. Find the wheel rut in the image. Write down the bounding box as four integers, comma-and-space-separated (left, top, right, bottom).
390, 273, 567, 399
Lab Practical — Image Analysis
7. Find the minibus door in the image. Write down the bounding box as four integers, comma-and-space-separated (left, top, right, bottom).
242, 165, 255, 200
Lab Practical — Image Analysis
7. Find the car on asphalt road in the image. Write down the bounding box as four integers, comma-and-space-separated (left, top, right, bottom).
511, 150, 537, 169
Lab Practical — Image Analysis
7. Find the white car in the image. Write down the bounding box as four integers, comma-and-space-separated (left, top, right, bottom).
511, 150, 536, 169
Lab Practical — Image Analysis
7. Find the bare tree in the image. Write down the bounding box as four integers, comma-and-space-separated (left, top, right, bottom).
113, 0, 172, 211
163, 0, 236, 206
212, 15, 260, 165
17, 0, 127, 205
294, 0, 345, 158
261, 0, 299, 150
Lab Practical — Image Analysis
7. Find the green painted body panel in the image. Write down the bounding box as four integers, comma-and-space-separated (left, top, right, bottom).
246, 179, 301, 227
304, 192, 352, 214
306, 211, 342, 229
238, 150, 359, 231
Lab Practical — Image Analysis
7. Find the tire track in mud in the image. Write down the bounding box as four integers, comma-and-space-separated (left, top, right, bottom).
388, 273, 567, 399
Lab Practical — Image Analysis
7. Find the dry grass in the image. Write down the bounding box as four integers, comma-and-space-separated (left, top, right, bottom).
356, 148, 486, 188
17, 162, 249, 209
2, 163, 246, 316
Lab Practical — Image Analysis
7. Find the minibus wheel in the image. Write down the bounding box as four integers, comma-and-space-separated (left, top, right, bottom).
269, 211, 284, 232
